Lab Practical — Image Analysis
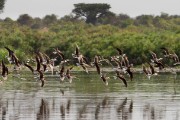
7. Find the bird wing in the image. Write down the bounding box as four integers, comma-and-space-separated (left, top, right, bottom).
1, 60, 6, 76
161, 47, 170, 55
75, 44, 80, 56
95, 63, 101, 74
4, 47, 14, 57
100, 73, 108, 86
148, 63, 155, 74
118, 75, 127, 87
142, 65, 149, 75
150, 51, 157, 59
56, 49, 65, 60
12, 54, 20, 67
24, 63, 34, 73
172, 53, 179, 63
115, 48, 123, 55
126, 67, 133, 81
60, 65, 65, 74
35, 55, 41, 71
38, 70, 44, 80
42, 53, 51, 64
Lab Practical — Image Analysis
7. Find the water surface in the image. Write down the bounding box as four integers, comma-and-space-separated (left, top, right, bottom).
0, 71, 180, 120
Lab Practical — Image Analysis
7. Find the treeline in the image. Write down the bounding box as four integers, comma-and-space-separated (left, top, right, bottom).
1, 13, 180, 29
0, 13, 180, 65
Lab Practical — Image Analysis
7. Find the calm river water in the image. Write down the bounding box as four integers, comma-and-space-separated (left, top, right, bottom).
0, 71, 180, 120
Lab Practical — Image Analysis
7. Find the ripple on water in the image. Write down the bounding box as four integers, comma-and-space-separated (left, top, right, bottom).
0, 72, 179, 120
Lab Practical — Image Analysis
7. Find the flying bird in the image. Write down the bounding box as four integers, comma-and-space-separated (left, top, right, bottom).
72, 44, 80, 58
59, 65, 65, 82
35, 55, 41, 71
100, 73, 109, 86
4, 47, 21, 68
65, 66, 75, 83
126, 66, 133, 81
24, 63, 34, 74
142, 63, 158, 79
115, 70, 127, 87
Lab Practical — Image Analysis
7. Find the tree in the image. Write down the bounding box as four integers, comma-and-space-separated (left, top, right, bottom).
116, 14, 133, 28
31, 17, 43, 29
60, 14, 80, 22
42, 14, 58, 26
4, 17, 13, 22
134, 15, 154, 26
118, 14, 130, 20
160, 12, 169, 20
97, 11, 116, 24
17, 14, 33, 26
0, 0, 6, 13
72, 3, 111, 24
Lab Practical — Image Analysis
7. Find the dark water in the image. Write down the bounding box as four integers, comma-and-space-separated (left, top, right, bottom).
0, 71, 180, 120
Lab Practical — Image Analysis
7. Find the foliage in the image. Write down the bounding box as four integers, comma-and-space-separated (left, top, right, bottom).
42, 14, 58, 26
17, 14, 34, 26
0, 12, 180, 66
72, 3, 111, 24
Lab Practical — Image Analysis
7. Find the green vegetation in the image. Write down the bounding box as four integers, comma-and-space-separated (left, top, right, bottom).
0, 11, 180, 65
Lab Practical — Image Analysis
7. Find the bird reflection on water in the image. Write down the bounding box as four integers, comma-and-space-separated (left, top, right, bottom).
37, 99, 49, 120
0, 81, 180, 120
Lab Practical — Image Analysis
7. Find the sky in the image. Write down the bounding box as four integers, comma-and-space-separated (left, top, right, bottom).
0, 0, 180, 20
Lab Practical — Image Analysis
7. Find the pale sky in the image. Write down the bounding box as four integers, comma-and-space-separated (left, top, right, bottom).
0, 0, 180, 20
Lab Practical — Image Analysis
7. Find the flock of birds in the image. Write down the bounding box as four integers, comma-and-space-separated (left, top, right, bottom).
0, 44, 179, 87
